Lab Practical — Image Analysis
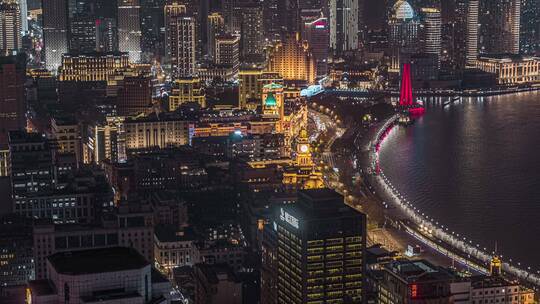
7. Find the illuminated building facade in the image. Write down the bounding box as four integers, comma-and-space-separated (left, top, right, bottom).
215, 34, 240, 73
268, 34, 316, 84
303, 16, 330, 77
58, 52, 131, 82
282, 128, 324, 190
0, 1, 22, 55
168, 15, 196, 77
274, 189, 366, 303
50, 115, 81, 159
238, 67, 283, 109
164, 2, 187, 61
476, 55, 540, 85
452, 0, 479, 69
240, 4, 264, 59
520, 0, 539, 54
69, 16, 97, 53
118, 0, 142, 62
42, 0, 69, 72
388, 0, 421, 72
96, 18, 117, 52
207, 12, 225, 60
169, 77, 206, 110
330, 0, 358, 53
419, 8, 441, 67
480, 0, 521, 55
124, 112, 191, 150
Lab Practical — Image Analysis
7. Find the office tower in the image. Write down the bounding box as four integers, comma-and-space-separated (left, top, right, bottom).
268, 33, 316, 83
419, 7, 441, 66
302, 14, 330, 77
520, 0, 539, 54
479, 0, 520, 54
388, 0, 421, 72
164, 1, 186, 63
96, 18, 118, 52
69, 16, 96, 53
459, 0, 479, 68
42, 0, 69, 72
118, 0, 142, 62
58, 52, 130, 82
240, 4, 264, 60
0, 1, 22, 56
207, 12, 225, 60
262, 0, 284, 36
215, 34, 239, 71
9, 131, 54, 195
140, 0, 164, 62
273, 189, 366, 303
116, 75, 152, 116
168, 15, 196, 77
0, 54, 26, 147
330, 0, 359, 53
19, 0, 27, 33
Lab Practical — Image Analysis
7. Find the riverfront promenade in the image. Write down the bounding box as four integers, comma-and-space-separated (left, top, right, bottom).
369, 115, 540, 287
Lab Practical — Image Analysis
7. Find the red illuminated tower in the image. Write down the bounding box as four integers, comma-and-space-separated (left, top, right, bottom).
399, 63, 425, 115
399, 63, 414, 106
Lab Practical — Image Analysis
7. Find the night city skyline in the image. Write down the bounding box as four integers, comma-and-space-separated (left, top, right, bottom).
0, 0, 540, 303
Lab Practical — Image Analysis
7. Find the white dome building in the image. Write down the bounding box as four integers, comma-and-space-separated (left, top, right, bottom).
392, 0, 415, 20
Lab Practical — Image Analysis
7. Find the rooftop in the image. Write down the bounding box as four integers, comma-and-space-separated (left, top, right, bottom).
383, 259, 455, 283
48, 247, 149, 275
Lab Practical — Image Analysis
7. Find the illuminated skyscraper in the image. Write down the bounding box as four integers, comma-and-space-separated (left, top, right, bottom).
268, 33, 316, 83
118, 0, 142, 62
0, 1, 22, 56
273, 189, 366, 303
330, 0, 358, 53
451, 0, 479, 69
520, 0, 539, 54
69, 16, 96, 53
302, 14, 330, 77
240, 4, 264, 59
419, 7, 441, 66
42, 0, 69, 72
168, 15, 196, 77
388, 0, 420, 72
215, 34, 240, 73
207, 12, 225, 60
164, 1, 186, 62
480, 0, 520, 54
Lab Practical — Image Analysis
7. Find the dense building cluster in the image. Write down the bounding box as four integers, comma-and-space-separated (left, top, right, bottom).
0, 0, 538, 303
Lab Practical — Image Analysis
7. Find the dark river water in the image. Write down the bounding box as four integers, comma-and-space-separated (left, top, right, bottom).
378, 91, 540, 270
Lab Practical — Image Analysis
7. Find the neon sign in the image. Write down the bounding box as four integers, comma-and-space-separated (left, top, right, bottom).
280, 208, 299, 229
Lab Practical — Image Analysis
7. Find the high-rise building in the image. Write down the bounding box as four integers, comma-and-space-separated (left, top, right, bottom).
0, 1, 22, 56
164, 1, 186, 62
140, 0, 164, 62
459, 0, 479, 68
262, 0, 284, 36
118, 0, 142, 62
240, 4, 264, 60
479, 0, 520, 55
520, 0, 539, 54
419, 8, 441, 67
9, 131, 54, 195
69, 16, 96, 53
272, 189, 366, 303
96, 18, 118, 52
0, 54, 26, 147
388, 0, 421, 72
330, 0, 359, 53
42, 0, 69, 72
302, 15, 330, 77
124, 111, 191, 149
207, 12, 225, 60
238, 68, 282, 109
168, 15, 196, 77
215, 34, 239, 72
268, 33, 316, 83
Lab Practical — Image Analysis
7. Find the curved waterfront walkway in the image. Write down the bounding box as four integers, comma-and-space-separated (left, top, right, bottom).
370, 115, 540, 287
